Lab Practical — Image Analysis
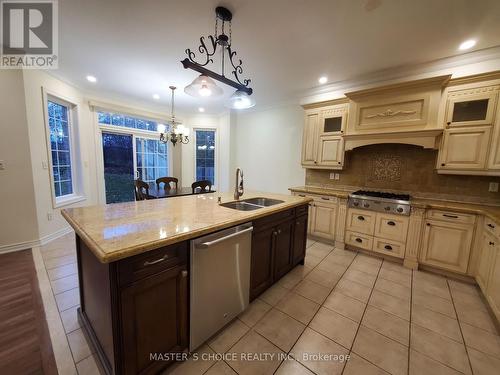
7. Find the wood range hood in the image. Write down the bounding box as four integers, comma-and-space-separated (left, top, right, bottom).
343, 75, 451, 151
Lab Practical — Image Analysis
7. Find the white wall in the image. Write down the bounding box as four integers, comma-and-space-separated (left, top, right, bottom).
0, 71, 39, 250
232, 104, 305, 194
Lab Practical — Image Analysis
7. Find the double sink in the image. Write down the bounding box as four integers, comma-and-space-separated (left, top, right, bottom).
220, 197, 284, 211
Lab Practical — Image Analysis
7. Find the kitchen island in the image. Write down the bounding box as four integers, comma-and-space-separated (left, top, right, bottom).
62, 192, 311, 375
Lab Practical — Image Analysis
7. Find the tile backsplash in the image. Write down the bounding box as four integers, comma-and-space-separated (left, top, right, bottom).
306, 144, 500, 204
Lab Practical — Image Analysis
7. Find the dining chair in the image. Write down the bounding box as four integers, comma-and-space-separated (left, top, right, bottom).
191, 180, 212, 194
134, 180, 156, 201
156, 177, 178, 191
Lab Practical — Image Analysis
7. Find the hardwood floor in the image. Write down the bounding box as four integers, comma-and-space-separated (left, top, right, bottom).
0, 249, 57, 374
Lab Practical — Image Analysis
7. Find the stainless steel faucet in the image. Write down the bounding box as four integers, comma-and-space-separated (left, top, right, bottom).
234, 168, 244, 200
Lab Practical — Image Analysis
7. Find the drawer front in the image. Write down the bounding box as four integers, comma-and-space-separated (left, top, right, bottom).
374, 213, 409, 243
346, 209, 376, 235
118, 241, 188, 286
427, 209, 476, 224
312, 195, 339, 204
345, 231, 373, 251
254, 208, 295, 230
484, 218, 500, 238
372, 237, 405, 259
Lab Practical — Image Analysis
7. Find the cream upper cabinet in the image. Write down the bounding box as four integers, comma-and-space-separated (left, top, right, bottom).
477, 231, 496, 292
419, 219, 474, 274
445, 87, 498, 128
438, 126, 491, 170
309, 200, 337, 241
301, 111, 320, 167
486, 242, 500, 321
487, 103, 500, 170
317, 136, 344, 167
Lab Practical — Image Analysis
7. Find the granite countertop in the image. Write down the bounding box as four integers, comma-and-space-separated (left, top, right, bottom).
62, 191, 312, 263
289, 186, 500, 222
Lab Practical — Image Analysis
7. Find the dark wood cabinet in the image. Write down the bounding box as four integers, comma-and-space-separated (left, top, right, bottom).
121, 265, 188, 375
250, 205, 309, 300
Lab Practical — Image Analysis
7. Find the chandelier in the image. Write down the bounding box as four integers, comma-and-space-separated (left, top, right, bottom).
181, 6, 255, 109
157, 86, 189, 146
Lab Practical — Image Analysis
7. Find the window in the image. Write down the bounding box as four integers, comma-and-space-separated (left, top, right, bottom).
136, 138, 168, 187
195, 130, 216, 185
97, 111, 159, 132
48, 100, 74, 198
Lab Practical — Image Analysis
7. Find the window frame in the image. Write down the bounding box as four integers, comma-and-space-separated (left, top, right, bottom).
194, 128, 218, 189
42, 89, 85, 208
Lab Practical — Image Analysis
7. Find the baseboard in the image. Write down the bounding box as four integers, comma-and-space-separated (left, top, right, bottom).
0, 226, 73, 254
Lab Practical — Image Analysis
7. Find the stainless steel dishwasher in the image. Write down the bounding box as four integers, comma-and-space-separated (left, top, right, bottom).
190, 222, 253, 351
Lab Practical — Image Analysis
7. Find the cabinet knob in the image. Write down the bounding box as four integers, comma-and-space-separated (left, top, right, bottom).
426, 223, 430, 226
181, 270, 188, 278
278, 229, 282, 234
488, 223, 495, 229
314, 161, 318, 164
447, 121, 451, 125
441, 163, 445, 167
490, 241, 495, 246
337, 162, 341, 164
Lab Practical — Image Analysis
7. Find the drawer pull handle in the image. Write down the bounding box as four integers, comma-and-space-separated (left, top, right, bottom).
490, 241, 495, 246
355, 238, 362, 243
443, 214, 458, 219
387, 221, 396, 226
299, 194, 306, 197
384, 245, 393, 251
321, 197, 330, 200
488, 223, 495, 229
143, 254, 169, 266
357, 216, 365, 221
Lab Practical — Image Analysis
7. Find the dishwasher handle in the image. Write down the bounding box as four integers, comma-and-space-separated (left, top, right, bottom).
196, 226, 253, 249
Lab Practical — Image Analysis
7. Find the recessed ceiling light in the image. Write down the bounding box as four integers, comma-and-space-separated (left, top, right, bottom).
458, 39, 476, 51
318, 76, 328, 84
198, 107, 205, 112
86, 75, 97, 83
152, 94, 160, 100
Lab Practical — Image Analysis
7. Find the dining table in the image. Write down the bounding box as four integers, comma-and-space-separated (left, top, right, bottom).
148, 186, 216, 199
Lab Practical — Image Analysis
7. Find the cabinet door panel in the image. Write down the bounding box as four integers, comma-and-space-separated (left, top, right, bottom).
486, 244, 500, 321
374, 213, 409, 243
274, 220, 295, 280
477, 232, 495, 292
310, 202, 336, 241
420, 220, 473, 273
250, 226, 275, 300
439, 127, 491, 170
345, 209, 376, 235
292, 214, 308, 265
446, 90, 497, 127
317, 136, 344, 167
121, 265, 188, 375
302, 112, 320, 166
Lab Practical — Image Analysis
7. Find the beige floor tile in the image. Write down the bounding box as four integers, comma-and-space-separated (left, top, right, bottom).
412, 289, 456, 318
305, 267, 341, 288
67, 328, 93, 363
460, 322, 500, 359
452, 290, 489, 312
278, 265, 312, 290
343, 268, 377, 287
455, 302, 498, 334
291, 327, 349, 375
166, 344, 217, 374
378, 268, 411, 288
208, 319, 249, 353
226, 330, 283, 375
294, 279, 331, 304
55, 287, 80, 312
60, 304, 80, 333
259, 283, 289, 306
323, 253, 354, 267
75, 354, 100, 375
254, 308, 305, 352
335, 278, 372, 303
349, 260, 381, 276
353, 254, 383, 266
380, 260, 411, 276
362, 305, 409, 346
332, 248, 357, 258
343, 353, 389, 375
374, 277, 411, 301
316, 258, 349, 273
205, 361, 237, 375
413, 278, 451, 300
238, 299, 272, 327
352, 326, 408, 375
323, 291, 366, 322
467, 346, 500, 375
275, 358, 315, 375
309, 307, 359, 349
409, 350, 462, 375
307, 243, 334, 259
413, 270, 448, 285
276, 292, 320, 325
43, 254, 76, 270
47, 262, 78, 281
412, 304, 462, 343
369, 290, 410, 321
51, 274, 79, 295
304, 254, 323, 268
410, 324, 471, 374
448, 279, 481, 297
306, 239, 316, 248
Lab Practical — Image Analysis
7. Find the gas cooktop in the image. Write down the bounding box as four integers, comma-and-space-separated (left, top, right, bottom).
348, 190, 411, 215
350, 190, 410, 202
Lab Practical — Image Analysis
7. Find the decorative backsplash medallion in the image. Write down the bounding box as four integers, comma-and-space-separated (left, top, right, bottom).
370, 154, 402, 181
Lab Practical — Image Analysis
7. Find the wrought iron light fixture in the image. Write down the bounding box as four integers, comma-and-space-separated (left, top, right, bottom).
181, 6, 255, 109
157, 86, 189, 146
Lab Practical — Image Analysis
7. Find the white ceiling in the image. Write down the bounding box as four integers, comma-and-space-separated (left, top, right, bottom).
53, 0, 500, 114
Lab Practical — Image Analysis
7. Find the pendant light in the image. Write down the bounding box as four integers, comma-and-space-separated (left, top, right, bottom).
226, 90, 255, 109
157, 86, 189, 146
184, 74, 223, 98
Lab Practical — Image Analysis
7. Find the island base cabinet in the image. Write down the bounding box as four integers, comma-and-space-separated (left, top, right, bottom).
250, 226, 276, 300
121, 265, 188, 375
292, 214, 308, 264
273, 220, 295, 280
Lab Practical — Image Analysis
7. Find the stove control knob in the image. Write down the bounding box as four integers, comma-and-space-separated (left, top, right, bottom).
353, 201, 359, 207
363, 203, 370, 208
384, 206, 391, 211
397, 207, 404, 213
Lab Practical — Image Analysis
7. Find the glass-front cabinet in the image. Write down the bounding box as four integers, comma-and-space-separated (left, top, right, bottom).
319, 106, 347, 135
445, 88, 498, 127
